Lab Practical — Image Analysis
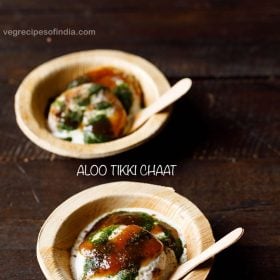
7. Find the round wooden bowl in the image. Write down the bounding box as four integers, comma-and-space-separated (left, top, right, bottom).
37, 181, 214, 280
15, 50, 171, 158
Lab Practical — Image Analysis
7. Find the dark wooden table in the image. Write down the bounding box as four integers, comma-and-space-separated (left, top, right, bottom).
0, 1, 279, 279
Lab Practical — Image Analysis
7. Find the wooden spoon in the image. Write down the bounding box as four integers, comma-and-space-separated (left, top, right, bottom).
170, 227, 244, 280
129, 78, 192, 133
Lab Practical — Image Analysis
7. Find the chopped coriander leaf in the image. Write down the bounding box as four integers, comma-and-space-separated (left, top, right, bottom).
113, 83, 133, 113
174, 238, 184, 261
62, 137, 72, 142
158, 229, 183, 261
87, 114, 108, 125
58, 110, 83, 131
85, 114, 114, 142
84, 131, 109, 144
95, 101, 112, 110
83, 131, 97, 144
116, 269, 138, 280
88, 83, 106, 95
83, 258, 98, 276
158, 229, 171, 242
52, 99, 65, 109
88, 225, 119, 244
67, 75, 90, 89
66, 110, 83, 123
77, 97, 90, 106
139, 212, 155, 231
57, 122, 75, 131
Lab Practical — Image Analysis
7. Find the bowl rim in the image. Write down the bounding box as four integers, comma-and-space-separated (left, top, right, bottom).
37, 181, 214, 280
14, 49, 171, 159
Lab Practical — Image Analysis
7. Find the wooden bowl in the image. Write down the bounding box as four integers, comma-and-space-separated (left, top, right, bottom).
37, 181, 214, 280
15, 50, 171, 158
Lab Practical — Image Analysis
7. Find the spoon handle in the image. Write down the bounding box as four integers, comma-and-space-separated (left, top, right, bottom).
170, 227, 244, 280
129, 78, 192, 132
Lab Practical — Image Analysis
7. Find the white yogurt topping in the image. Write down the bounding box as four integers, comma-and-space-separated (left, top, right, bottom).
71, 208, 187, 280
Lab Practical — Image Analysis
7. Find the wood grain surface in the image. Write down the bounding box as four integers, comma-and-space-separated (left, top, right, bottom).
0, 1, 279, 279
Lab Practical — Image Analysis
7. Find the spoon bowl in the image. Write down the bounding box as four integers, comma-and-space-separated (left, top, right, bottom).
37, 181, 214, 280
15, 50, 175, 158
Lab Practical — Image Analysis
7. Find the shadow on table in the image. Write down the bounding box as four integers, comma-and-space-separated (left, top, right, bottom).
116, 94, 208, 162
79, 85, 239, 166
206, 245, 248, 279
